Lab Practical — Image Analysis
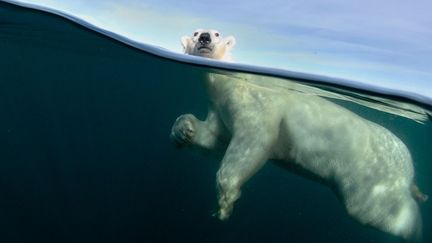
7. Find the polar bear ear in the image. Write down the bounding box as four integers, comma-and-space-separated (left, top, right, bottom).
224, 36, 236, 49
181, 36, 192, 53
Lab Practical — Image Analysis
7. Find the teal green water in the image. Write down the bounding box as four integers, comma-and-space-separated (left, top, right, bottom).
0, 1, 431, 243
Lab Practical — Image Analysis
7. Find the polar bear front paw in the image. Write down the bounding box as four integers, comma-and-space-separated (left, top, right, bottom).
171, 114, 196, 148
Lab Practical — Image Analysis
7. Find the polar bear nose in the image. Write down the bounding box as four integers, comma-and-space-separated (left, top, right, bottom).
198, 32, 211, 45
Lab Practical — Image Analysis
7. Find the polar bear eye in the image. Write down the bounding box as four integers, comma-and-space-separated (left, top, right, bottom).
194, 32, 199, 37
215, 32, 220, 37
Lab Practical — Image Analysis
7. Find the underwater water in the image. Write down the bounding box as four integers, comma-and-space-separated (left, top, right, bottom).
0, 1, 431, 243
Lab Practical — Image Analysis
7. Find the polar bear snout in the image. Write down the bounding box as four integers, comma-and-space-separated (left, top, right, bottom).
197, 32, 214, 54
198, 32, 212, 45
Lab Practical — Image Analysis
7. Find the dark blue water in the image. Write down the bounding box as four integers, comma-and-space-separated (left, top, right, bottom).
0, 2, 431, 242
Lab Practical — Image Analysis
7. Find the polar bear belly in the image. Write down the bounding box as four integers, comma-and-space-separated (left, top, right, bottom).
275, 95, 413, 185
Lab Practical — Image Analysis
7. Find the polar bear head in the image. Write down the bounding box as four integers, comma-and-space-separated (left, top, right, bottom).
181, 29, 236, 61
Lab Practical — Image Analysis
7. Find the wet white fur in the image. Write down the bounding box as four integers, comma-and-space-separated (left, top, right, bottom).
172, 29, 422, 242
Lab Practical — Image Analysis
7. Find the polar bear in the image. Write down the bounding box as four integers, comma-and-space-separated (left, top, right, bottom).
172, 29, 425, 242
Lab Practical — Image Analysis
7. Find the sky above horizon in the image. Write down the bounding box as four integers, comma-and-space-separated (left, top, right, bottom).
11, 0, 432, 98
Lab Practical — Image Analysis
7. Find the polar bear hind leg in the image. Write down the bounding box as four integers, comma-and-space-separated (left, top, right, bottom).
345, 186, 422, 243
393, 198, 422, 243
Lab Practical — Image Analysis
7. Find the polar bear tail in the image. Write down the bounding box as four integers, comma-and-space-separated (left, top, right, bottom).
411, 184, 428, 203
